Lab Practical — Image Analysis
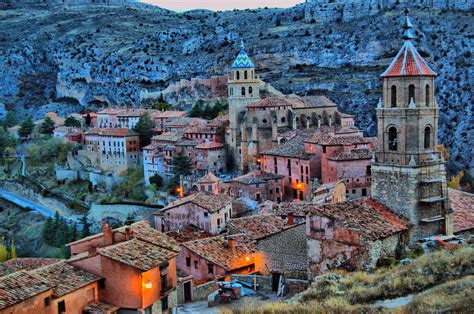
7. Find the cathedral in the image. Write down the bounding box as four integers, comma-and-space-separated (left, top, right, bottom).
371, 10, 452, 243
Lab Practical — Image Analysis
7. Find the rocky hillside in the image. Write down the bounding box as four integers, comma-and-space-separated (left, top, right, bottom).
0, 2, 472, 173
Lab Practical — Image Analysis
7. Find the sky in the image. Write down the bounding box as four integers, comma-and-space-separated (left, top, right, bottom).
139, 0, 304, 11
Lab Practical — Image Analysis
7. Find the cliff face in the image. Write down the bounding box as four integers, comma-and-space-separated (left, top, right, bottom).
0, 2, 472, 173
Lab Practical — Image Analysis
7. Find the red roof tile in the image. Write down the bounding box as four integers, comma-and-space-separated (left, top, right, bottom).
165, 225, 212, 243
158, 192, 233, 214
1, 258, 60, 274
195, 141, 224, 149
0, 271, 51, 310
85, 128, 138, 137
381, 41, 436, 77
449, 188, 474, 234
228, 215, 289, 240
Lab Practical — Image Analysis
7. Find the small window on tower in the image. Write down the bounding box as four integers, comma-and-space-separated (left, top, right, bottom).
236, 71, 240, 80
391, 85, 397, 107
244, 70, 248, 80
409, 84, 415, 103
249, 86, 253, 95
241, 87, 246, 96
425, 84, 430, 107
388, 127, 398, 151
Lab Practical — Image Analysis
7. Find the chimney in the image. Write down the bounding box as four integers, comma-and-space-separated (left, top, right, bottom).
287, 213, 294, 226
102, 222, 114, 246
228, 238, 236, 249
125, 227, 134, 240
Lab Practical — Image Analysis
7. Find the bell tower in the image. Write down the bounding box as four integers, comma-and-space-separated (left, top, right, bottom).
227, 40, 261, 171
371, 10, 452, 244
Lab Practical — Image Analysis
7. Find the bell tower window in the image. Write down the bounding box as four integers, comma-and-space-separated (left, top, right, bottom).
408, 84, 415, 103
236, 71, 240, 80
388, 127, 398, 151
244, 70, 248, 80
391, 85, 397, 107
425, 85, 430, 107
241, 87, 246, 96
249, 86, 253, 96
424, 126, 431, 149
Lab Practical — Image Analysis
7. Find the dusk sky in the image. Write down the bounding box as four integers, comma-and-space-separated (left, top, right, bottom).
140, 0, 304, 11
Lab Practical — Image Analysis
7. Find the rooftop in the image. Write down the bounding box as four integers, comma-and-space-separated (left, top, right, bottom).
227, 215, 289, 240
84, 302, 120, 314
306, 198, 410, 241
116, 108, 150, 117
305, 133, 369, 146
151, 132, 186, 143
195, 141, 224, 149
1, 258, 60, 274
197, 172, 221, 184
0, 270, 51, 310
158, 192, 233, 214
85, 128, 139, 137
33, 262, 100, 297
261, 134, 315, 159
449, 188, 474, 234
328, 148, 372, 161
165, 225, 212, 243
97, 108, 125, 115
232, 170, 283, 185
231, 49, 255, 68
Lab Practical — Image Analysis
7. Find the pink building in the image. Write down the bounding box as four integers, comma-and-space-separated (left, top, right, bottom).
197, 172, 224, 194
153, 192, 233, 235
183, 125, 225, 144
229, 170, 284, 203
151, 111, 187, 133
97, 108, 124, 128
194, 141, 226, 175
164, 117, 207, 133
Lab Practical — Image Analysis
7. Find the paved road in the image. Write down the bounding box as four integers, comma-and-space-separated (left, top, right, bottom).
0, 189, 78, 224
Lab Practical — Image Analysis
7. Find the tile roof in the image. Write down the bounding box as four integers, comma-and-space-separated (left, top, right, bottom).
97, 108, 125, 115
0, 270, 51, 310
1, 258, 60, 273
381, 40, 436, 77
449, 188, 474, 234
165, 225, 212, 243
305, 133, 369, 146
261, 135, 315, 159
271, 202, 310, 217
227, 215, 289, 240
99, 238, 178, 272
246, 97, 295, 108
116, 109, 150, 117
85, 128, 139, 137
198, 172, 221, 184
195, 141, 224, 149
165, 117, 207, 127
158, 192, 233, 214
176, 139, 200, 146
328, 148, 372, 161
0, 264, 12, 277
151, 132, 186, 143
231, 49, 255, 68
182, 236, 253, 270
151, 111, 187, 119
306, 198, 409, 241
84, 302, 120, 313
33, 262, 100, 297
232, 170, 283, 185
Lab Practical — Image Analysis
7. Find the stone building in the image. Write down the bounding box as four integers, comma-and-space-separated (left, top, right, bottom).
194, 141, 227, 176
196, 172, 223, 194
228, 170, 285, 203
312, 180, 347, 205
371, 11, 452, 243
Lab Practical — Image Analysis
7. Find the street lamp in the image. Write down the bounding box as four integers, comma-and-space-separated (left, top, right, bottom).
144, 280, 153, 289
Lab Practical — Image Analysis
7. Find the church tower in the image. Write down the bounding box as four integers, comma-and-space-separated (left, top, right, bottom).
371, 10, 452, 243
227, 41, 261, 171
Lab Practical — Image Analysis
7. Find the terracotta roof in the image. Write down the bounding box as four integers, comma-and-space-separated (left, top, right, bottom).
195, 141, 224, 149
1, 258, 60, 273
198, 172, 221, 184
165, 117, 207, 127
290, 96, 338, 109
99, 238, 178, 272
232, 170, 283, 185
158, 192, 233, 214
228, 215, 289, 240
97, 108, 125, 115
85, 128, 138, 137
165, 225, 212, 243
151, 111, 187, 119
328, 148, 372, 161
381, 40, 436, 77
0, 264, 12, 277
151, 132, 185, 143
182, 236, 253, 271
84, 302, 120, 313
0, 270, 51, 310
449, 188, 474, 234
271, 202, 310, 217
116, 109, 150, 117
261, 135, 314, 159
33, 262, 100, 297
246, 97, 294, 108
305, 133, 369, 146
176, 139, 200, 146
306, 198, 409, 240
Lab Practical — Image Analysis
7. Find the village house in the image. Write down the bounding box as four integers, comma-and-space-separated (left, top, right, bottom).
153, 192, 233, 235
97, 108, 124, 128
183, 125, 225, 144
449, 188, 474, 239
312, 181, 347, 205
305, 199, 409, 277
67, 221, 181, 313
150, 111, 187, 134
53, 126, 83, 143
194, 141, 227, 176
260, 202, 307, 225
164, 117, 207, 133
196, 172, 223, 194
83, 128, 141, 176
177, 235, 254, 284
228, 170, 284, 203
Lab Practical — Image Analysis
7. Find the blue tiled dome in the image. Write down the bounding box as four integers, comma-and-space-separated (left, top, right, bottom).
231, 50, 255, 68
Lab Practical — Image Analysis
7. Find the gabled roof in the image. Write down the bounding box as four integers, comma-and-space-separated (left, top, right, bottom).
33, 262, 101, 297
261, 135, 315, 159
381, 41, 436, 77
157, 192, 233, 214
0, 270, 51, 310
227, 215, 290, 240
328, 148, 372, 161
232, 170, 283, 185
84, 128, 138, 137
1, 258, 60, 274
231, 49, 255, 68
165, 225, 212, 243
195, 141, 224, 149
449, 188, 474, 234
198, 172, 221, 184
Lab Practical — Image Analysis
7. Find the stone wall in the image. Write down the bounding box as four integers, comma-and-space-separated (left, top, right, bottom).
192, 281, 219, 301
230, 274, 308, 295
255, 224, 308, 279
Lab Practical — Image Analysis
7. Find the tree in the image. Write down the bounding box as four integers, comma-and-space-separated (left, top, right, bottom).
125, 213, 136, 225
18, 117, 35, 139
85, 113, 92, 127
333, 112, 341, 127
40, 116, 55, 135
1, 111, 18, 129
189, 100, 204, 118
64, 116, 81, 128
42, 216, 55, 245
152, 102, 172, 111
80, 215, 91, 238
68, 222, 78, 243
134, 112, 155, 147
0, 127, 17, 156
170, 153, 193, 188
149, 174, 164, 189
158, 93, 165, 103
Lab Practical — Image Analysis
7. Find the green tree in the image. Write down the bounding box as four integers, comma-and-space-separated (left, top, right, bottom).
64, 116, 81, 128
149, 174, 164, 189
68, 222, 78, 243
85, 113, 92, 127
114, 167, 146, 201
170, 153, 193, 188
0, 127, 17, 156
152, 102, 172, 111
189, 100, 204, 118
134, 112, 155, 147
40, 116, 55, 135
80, 215, 91, 238
18, 117, 35, 139
202, 103, 213, 120
1, 111, 18, 129
158, 93, 165, 103
41, 216, 55, 245
125, 213, 136, 225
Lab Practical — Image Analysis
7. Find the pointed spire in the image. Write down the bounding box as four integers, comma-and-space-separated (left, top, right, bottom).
240, 38, 245, 50
402, 8, 416, 40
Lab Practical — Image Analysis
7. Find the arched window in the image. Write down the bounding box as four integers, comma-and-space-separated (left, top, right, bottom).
425, 84, 430, 107
241, 87, 246, 96
249, 86, 253, 95
281, 117, 286, 123
244, 70, 248, 80
409, 84, 415, 103
424, 126, 431, 149
388, 127, 398, 151
391, 85, 397, 107
236, 71, 240, 80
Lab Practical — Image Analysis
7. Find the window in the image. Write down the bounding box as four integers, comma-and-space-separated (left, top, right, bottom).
249, 86, 253, 95
204, 212, 208, 217
409, 84, 415, 103
208, 184, 213, 192
388, 127, 398, 151
44, 297, 50, 307
281, 117, 286, 123
322, 146, 326, 153
236, 71, 240, 80
194, 260, 198, 269
99, 279, 106, 289
162, 296, 169, 311
208, 264, 214, 274
58, 300, 66, 313
244, 70, 248, 79
186, 257, 191, 267
352, 189, 356, 194
86, 288, 95, 302
391, 85, 397, 107
425, 84, 430, 107
362, 188, 367, 196
424, 126, 431, 149
366, 165, 371, 175
241, 87, 246, 96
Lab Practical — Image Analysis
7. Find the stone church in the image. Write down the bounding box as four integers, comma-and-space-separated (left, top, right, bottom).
226, 43, 350, 172
371, 10, 452, 243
